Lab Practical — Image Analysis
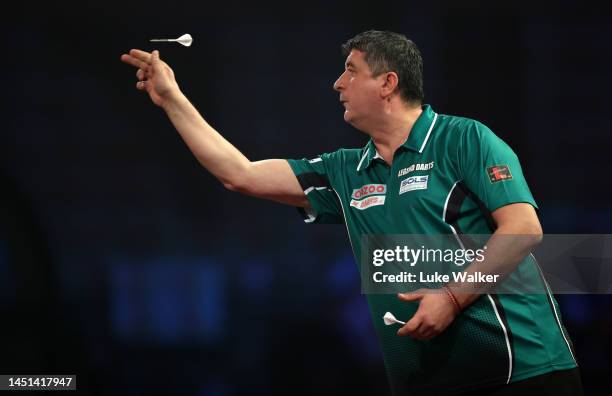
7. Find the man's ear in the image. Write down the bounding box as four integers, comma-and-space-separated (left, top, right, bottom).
380, 71, 399, 98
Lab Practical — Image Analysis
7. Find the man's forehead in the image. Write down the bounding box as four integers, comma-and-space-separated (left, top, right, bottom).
345, 49, 366, 66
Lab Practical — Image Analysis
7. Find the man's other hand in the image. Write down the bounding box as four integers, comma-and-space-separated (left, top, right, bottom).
396, 289, 459, 340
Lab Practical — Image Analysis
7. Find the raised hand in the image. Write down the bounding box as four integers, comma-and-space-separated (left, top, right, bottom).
120, 49, 180, 107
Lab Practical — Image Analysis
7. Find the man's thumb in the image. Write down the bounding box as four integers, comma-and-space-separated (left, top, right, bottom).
397, 290, 424, 302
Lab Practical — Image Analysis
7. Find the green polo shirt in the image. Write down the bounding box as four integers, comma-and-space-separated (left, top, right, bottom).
288, 105, 577, 394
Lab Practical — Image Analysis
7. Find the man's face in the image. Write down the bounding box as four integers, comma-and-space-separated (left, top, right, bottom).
333, 49, 383, 127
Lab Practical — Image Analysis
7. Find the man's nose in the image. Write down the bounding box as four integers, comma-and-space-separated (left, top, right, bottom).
333, 73, 345, 92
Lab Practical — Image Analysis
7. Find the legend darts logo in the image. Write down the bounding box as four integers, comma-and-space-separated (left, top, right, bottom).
350, 184, 386, 210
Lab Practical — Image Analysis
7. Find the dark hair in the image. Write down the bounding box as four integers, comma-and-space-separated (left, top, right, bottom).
341, 30, 424, 104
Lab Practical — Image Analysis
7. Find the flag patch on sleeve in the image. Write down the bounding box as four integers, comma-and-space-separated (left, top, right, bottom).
487, 165, 513, 183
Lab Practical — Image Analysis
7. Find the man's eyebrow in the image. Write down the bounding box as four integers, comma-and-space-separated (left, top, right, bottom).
345, 61, 357, 69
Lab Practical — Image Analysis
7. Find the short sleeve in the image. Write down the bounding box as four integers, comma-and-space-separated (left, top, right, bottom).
459, 121, 538, 212
287, 154, 344, 224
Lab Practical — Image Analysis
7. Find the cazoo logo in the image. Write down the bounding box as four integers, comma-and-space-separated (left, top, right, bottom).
350, 184, 387, 210
351, 184, 386, 200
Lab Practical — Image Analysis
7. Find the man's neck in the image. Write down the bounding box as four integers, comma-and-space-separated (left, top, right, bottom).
369, 104, 423, 166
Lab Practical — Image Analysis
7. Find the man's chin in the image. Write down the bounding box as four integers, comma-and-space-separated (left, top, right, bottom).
343, 110, 354, 123
343, 111, 360, 128
342, 113, 369, 134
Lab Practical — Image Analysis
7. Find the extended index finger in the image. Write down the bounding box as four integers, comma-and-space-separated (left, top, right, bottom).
120, 49, 151, 69
129, 49, 152, 62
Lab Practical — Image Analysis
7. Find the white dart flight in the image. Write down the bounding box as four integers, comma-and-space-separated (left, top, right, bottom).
383, 311, 406, 326
150, 33, 193, 47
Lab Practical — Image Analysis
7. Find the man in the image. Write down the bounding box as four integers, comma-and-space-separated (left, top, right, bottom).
121, 30, 583, 395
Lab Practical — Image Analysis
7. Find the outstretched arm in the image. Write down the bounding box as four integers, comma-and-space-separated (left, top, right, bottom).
120, 49, 309, 207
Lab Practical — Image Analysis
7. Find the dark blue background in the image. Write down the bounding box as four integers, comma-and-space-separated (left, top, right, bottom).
2, 1, 611, 394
